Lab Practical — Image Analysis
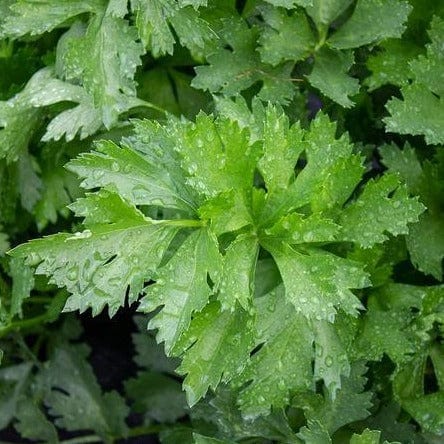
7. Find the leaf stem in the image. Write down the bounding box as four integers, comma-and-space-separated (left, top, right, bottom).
150, 218, 205, 228
0, 313, 49, 338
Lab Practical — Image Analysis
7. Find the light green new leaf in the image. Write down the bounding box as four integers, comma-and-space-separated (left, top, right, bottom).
329, 0, 412, 49
176, 302, 254, 406
218, 235, 258, 311
262, 113, 363, 222
237, 286, 314, 417
10, 191, 178, 316
258, 106, 304, 193
339, 174, 425, 248
42, 344, 128, 441
259, 6, 315, 66
140, 229, 221, 355
198, 190, 253, 235
68, 140, 196, 213
306, 0, 353, 27
264, 212, 340, 244
0, 0, 102, 37
174, 114, 260, 198
270, 245, 368, 321
206, 387, 300, 442
307, 48, 359, 108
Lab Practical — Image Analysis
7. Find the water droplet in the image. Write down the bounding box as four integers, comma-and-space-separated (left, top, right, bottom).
111, 161, 120, 172
93, 170, 104, 180
303, 231, 314, 242
325, 355, 333, 367
67, 266, 79, 281
282, 219, 291, 230
27, 252, 42, 266
68, 229, 92, 240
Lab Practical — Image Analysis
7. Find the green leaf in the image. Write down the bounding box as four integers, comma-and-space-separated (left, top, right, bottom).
176, 302, 255, 406
0, 85, 41, 163
192, 18, 295, 104
365, 39, 422, 91
42, 344, 128, 441
125, 371, 188, 423
9, 256, 34, 318
0, 0, 102, 37
68, 139, 196, 213
140, 228, 221, 355
236, 286, 314, 417
354, 284, 422, 363
258, 106, 304, 193
338, 174, 425, 248
0, 231, 9, 256
380, 144, 444, 279
193, 434, 234, 444
350, 429, 393, 444
297, 420, 332, 444
329, 0, 412, 49
14, 400, 58, 444
132, 315, 180, 374
258, 6, 315, 66
270, 245, 368, 321
307, 48, 359, 108
131, 0, 213, 56
306, 0, 353, 27
10, 191, 179, 316
313, 321, 350, 399
218, 235, 258, 311
384, 17, 444, 144
0, 363, 32, 429
402, 391, 444, 435
294, 361, 373, 434
173, 113, 259, 199
65, 14, 143, 128
34, 148, 82, 231
385, 84, 444, 145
